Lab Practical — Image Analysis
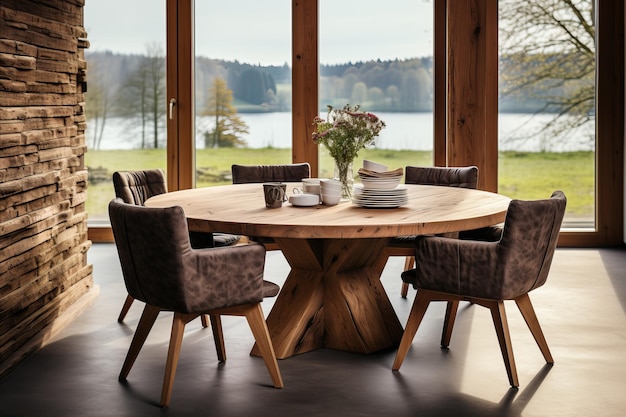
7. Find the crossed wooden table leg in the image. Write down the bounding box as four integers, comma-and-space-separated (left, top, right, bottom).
251, 237, 403, 359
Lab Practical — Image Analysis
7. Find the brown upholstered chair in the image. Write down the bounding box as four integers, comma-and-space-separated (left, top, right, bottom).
112, 169, 167, 207
112, 169, 240, 322
387, 166, 479, 298
109, 198, 283, 407
231, 162, 311, 184
231, 163, 311, 250
393, 191, 567, 387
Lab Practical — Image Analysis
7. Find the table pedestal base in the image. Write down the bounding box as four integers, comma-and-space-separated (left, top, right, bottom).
251, 237, 403, 359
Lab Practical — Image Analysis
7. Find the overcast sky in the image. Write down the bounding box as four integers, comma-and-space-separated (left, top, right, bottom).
84, 0, 433, 65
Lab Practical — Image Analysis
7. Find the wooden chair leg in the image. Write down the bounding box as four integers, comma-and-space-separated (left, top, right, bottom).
392, 289, 432, 371
489, 300, 519, 387
209, 315, 226, 362
160, 312, 197, 407
400, 256, 415, 298
119, 304, 160, 381
515, 294, 553, 363
244, 304, 283, 388
400, 282, 410, 299
200, 314, 209, 328
117, 294, 135, 322
440, 300, 459, 348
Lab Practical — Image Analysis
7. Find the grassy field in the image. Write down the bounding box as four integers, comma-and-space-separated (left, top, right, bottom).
85, 148, 593, 220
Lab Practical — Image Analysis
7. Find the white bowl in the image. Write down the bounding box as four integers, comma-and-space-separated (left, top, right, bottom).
321, 193, 341, 206
289, 193, 319, 206
320, 179, 342, 190
321, 187, 342, 195
319, 187, 341, 196
361, 177, 401, 190
363, 159, 388, 172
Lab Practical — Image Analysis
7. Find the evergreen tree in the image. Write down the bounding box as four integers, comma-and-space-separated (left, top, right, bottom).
201, 77, 249, 148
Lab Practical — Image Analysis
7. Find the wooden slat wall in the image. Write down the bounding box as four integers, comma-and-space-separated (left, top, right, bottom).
0, 0, 93, 375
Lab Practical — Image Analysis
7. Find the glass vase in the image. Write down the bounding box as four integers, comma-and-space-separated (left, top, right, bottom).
333, 159, 354, 200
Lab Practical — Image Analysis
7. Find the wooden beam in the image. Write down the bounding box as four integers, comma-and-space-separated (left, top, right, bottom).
433, 0, 446, 167
291, 0, 319, 176
446, 0, 498, 192
595, 0, 625, 245
165, 0, 194, 191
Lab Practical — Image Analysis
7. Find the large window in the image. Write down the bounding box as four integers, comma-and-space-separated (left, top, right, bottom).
86, 0, 623, 245
498, 0, 596, 229
83, 0, 167, 225
193, 1, 292, 187
318, 0, 435, 177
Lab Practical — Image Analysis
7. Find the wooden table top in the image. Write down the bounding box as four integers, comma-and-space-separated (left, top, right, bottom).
145, 183, 511, 239
146, 183, 510, 238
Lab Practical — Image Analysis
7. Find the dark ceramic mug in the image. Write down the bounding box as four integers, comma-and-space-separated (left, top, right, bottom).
263, 182, 287, 208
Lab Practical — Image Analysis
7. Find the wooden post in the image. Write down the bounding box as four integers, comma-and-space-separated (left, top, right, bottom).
446, 0, 498, 192
292, 0, 319, 176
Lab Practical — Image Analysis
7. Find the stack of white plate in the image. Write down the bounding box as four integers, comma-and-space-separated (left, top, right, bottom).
354, 166, 406, 208
359, 176, 401, 189
352, 184, 409, 208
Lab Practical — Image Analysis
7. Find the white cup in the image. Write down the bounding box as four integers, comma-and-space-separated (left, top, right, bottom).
302, 178, 321, 195
302, 178, 321, 186
305, 185, 321, 195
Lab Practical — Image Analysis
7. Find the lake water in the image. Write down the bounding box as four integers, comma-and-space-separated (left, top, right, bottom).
90, 112, 595, 152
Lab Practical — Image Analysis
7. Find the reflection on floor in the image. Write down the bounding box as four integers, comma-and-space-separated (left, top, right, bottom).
1, 244, 625, 417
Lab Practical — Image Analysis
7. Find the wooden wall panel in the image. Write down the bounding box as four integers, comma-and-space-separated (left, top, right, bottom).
0, 0, 93, 375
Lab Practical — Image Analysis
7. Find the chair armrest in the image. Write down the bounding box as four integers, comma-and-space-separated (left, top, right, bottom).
182, 243, 268, 312
459, 225, 503, 242
414, 236, 499, 297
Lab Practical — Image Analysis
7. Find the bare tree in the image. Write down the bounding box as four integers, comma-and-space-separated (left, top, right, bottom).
499, 0, 595, 146
116, 43, 166, 148
85, 63, 114, 150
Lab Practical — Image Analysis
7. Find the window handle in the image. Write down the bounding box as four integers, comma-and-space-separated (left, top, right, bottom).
169, 98, 176, 120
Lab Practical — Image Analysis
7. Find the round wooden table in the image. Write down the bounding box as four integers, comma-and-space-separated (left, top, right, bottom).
146, 183, 511, 359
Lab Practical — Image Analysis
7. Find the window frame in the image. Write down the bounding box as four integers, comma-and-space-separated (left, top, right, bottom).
89, 0, 624, 246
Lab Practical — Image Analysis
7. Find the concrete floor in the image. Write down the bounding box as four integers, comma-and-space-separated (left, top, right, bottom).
1, 243, 625, 417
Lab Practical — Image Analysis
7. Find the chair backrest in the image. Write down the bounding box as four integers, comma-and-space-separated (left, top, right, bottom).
231, 163, 311, 184
405, 166, 478, 189
109, 198, 192, 311
498, 190, 567, 295
109, 198, 268, 313
112, 169, 167, 206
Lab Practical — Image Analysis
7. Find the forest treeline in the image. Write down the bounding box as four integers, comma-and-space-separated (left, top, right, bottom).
84, 50, 589, 149
86, 50, 582, 115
